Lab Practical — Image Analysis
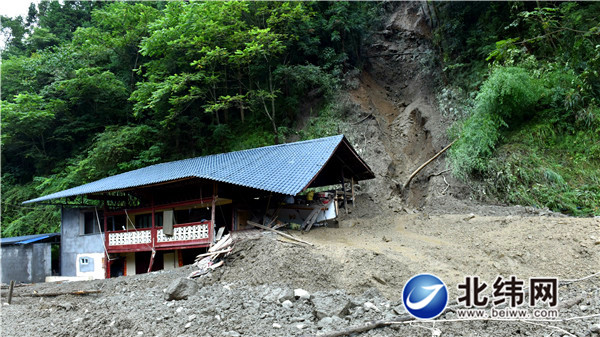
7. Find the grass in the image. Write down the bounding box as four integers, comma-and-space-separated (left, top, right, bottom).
482, 119, 600, 216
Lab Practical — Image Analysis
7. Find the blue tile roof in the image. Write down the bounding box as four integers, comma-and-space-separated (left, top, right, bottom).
1, 233, 60, 245
24, 135, 367, 204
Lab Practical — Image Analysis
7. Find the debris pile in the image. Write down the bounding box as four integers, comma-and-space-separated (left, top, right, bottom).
188, 234, 234, 279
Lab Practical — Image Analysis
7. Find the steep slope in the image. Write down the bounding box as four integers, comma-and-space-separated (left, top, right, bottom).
338, 2, 462, 213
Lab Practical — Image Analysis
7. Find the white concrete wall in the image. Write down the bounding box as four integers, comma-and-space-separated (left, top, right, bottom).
75, 253, 104, 279
163, 252, 176, 270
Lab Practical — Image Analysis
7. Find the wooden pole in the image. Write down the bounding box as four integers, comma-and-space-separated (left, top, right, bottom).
147, 200, 156, 273
7, 280, 15, 304
403, 139, 458, 190
21, 290, 101, 297
341, 168, 347, 214
211, 182, 217, 245
302, 315, 413, 337
103, 204, 110, 279
147, 249, 156, 273
351, 177, 355, 208
247, 221, 314, 246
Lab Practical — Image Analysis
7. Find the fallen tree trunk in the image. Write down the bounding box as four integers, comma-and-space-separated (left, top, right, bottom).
247, 221, 314, 246
403, 139, 458, 190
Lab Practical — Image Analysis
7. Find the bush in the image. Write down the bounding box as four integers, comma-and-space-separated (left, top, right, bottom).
449, 66, 545, 178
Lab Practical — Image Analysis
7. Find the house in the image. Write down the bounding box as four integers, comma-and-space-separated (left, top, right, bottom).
23, 135, 374, 279
0, 233, 60, 284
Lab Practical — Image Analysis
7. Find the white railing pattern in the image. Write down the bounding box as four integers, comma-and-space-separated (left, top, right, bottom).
108, 230, 151, 246
157, 223, 209, 243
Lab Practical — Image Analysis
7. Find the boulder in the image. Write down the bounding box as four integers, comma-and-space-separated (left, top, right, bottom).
164, 278, 198, 301
311, 292, 354, 319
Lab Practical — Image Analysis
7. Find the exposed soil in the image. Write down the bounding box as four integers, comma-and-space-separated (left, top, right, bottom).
2, 2, 599, 337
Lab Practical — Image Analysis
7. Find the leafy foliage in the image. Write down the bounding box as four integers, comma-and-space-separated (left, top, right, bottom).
441, 2, 600, 215
1, 1, 379, 237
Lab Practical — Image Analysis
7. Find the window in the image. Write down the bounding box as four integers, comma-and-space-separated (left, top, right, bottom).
80, 257, 89, 265
83, 212, 103, 234
134, 212, 162, 229
174, 208, 209, 224
107, 215, 126, 232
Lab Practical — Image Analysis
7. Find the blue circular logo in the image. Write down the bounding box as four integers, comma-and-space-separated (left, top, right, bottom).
402, 274, 448, 319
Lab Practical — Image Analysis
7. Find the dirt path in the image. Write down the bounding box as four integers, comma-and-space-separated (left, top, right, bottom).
305, 213, 600, 299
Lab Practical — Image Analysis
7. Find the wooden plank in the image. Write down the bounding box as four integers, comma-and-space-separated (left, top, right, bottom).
304, 209, 321, 232
247, 221, 314, 246
301, 208, 320, 230
194, 247, 233, 261
215, 226, 225, 241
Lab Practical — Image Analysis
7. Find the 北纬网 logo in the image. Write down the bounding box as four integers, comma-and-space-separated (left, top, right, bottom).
402, 274, 448, 319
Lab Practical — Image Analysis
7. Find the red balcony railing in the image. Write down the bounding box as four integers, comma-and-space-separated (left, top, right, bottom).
106, 221, 212, 252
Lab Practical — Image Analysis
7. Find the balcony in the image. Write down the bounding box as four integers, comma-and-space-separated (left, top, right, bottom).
106, 221, 212, 252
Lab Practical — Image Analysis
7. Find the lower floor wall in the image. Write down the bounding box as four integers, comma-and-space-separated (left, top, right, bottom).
1, 243, 52, 284
108, 248, 199, 278
75, 252, 105, 279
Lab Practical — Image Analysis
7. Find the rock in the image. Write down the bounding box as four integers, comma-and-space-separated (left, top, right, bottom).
296, 324, 306, 330
278, 288, 295, 302
57, 302, 73, 311
317, 317, 333, 327
184, 322, 192, 329
282, 300, 294, 309
176, 307, 183, 313
188, 314, 197, 321
223, 331, 240, 337
312, 292, 354, 319
590, 324, 600, 333
272, 323, 282, 329
164, 278, 198, 301
264, 287, 282, 302
294, 289, 310, 300
580, 305, 588, 312
392, 306, 405, 315
364, 302, 380, 312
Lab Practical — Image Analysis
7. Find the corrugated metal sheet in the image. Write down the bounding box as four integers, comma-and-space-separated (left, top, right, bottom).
0, 233, 60, 246
24, 135, 347, 204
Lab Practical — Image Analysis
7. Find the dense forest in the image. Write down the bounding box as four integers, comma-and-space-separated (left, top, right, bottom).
1, 1, 599, 237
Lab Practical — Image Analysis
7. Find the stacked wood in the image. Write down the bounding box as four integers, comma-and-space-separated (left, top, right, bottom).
188, 234, 234, 279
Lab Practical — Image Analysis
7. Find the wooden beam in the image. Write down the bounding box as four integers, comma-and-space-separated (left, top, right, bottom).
351, 177, 355, 207
21, 290, 101, 297
247, 221, 314, 246
211, 182, 217, 246
341, 168, 347, 214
